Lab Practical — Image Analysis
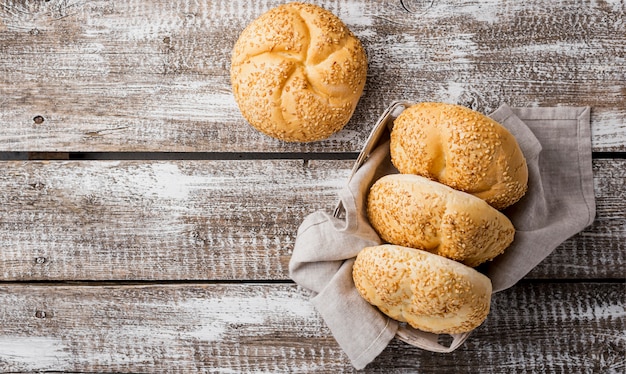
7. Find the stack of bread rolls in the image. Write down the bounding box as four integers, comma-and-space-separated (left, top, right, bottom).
353, 102, 528, 335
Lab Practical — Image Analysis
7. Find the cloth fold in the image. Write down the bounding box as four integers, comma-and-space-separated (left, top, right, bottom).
289, 142, 397, 369
289, 104, 595, 369
485, 105, 596, 290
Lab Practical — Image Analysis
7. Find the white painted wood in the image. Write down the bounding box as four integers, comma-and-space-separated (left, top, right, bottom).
0, 1, 623, 372
0, 283, 623, 372
0, 0, 623, 152
0, 159, 351, 280
0, 159, 623, 281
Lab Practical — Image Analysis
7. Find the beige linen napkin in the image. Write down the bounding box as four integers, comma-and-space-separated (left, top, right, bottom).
289, 104, 595, 369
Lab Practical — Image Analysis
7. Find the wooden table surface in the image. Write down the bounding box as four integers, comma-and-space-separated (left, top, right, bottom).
1, 0, 624, 372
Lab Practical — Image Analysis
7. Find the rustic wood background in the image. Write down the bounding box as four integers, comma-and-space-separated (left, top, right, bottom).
0, 0, 624, 372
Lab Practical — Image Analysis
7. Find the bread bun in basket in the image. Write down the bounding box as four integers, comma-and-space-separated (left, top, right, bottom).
230, 2, 367, 142
390, 102, 528, 209
367, 174, 515, 267
353, 244, 492, 334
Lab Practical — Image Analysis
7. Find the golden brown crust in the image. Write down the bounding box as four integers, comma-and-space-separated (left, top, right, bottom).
230, 2, 367, 142
390, 102, 528, 209
367, 174, 515, 267
352, 244, 492, 334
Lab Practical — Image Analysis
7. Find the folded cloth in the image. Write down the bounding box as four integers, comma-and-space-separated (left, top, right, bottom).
289, 104, 596, 369
485, 106, 596, 290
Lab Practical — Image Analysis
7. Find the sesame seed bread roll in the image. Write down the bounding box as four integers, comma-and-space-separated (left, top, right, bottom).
353, 244, 492, 334
230, 2, 367, 142
367, 174, 515, 267
391, 102, 528, 209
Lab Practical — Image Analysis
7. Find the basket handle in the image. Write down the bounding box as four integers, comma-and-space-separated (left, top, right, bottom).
347, 100, 411, 183
333, 100, 412, 217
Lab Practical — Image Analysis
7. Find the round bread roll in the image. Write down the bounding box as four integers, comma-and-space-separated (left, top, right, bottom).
367, 174, 515, 267
390, 102, 528, 209
353, 244, 492, 334
230, 2, 367, 142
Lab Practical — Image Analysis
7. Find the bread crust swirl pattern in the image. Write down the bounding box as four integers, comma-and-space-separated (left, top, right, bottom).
231, 2, 367, 142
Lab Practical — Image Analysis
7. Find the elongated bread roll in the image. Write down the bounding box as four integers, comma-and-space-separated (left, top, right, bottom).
391, 102, 528, 209
230, 2, 367, 142
353, 244, 492, 334
367, 174, 515, 267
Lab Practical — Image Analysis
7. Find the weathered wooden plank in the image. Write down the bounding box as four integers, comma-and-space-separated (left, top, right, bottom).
0, 0, 623, 152
371, 282, 626, 373
0, 159, 349, 281
0, 158, 623, 281
0, 282, 623, 373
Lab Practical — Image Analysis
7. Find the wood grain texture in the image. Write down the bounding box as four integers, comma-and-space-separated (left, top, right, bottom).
372, 282, 626, 373
0, 159, 350, 281
0, 0, 623, 152
0, 3, 623, 373
0, 158, 623, 281
0, 282, 623, 373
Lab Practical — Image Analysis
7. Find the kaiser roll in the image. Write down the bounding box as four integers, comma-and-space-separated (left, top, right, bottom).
390, 102, 528, 209
353, 244, 492, 334
230, 2, 368, 142
367, 174, 515, 267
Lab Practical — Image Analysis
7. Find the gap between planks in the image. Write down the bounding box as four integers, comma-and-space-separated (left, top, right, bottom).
0, 279, 296, 286
0, 151, 623, 161
0, 152, 361, 161
0, 279, 622, 287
